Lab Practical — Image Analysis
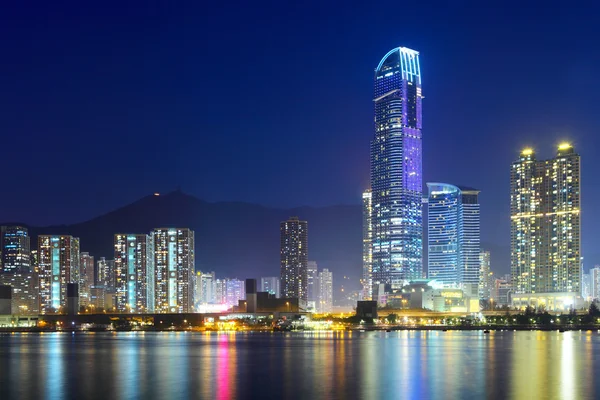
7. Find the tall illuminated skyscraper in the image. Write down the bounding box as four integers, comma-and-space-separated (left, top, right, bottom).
114, 234, 154, 313
1, 226, 31, 273
280, 217, 308, 302
38, 235, 80, 314
427, 183, 480, 287
511, 144, 581, 294
153, 228, 195, 313
479, 250, 493, 300
369, 47, 423, 297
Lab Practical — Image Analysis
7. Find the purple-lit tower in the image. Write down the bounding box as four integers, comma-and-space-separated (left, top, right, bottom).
369, 47, 423, 299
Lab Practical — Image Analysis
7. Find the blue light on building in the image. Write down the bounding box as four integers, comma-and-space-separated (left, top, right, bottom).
370, 47, 424, 295
427, 183, 480, 287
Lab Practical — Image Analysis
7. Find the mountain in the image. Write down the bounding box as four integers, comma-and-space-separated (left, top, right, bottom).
17, 191, 364, 288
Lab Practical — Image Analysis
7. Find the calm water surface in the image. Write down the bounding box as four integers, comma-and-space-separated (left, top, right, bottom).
0, 330, 598, 399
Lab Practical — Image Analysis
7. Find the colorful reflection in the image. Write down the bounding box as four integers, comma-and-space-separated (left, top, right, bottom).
0, 331, 599, 399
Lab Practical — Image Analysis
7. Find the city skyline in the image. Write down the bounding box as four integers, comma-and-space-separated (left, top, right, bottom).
2, 3, 600, 275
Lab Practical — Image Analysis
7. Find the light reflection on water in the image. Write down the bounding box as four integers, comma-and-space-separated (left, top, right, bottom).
0, 330, 598, 399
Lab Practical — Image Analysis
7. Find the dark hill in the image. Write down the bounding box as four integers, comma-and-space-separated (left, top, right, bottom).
18, 191, 364, 285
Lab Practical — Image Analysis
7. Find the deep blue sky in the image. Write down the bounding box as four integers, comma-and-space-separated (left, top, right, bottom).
2, 1, 600, 269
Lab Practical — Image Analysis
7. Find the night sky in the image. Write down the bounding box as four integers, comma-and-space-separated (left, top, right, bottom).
2, 2, 600, 268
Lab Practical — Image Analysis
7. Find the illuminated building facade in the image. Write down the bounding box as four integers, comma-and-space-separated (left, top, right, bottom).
427, 183, 480, 288
307, 260, 318, 306
318, 268, 333, 313
114, 234, 154, 313
226, 279, 245, 307
195, 271, 216, 306
510, 144, 581, 294
280, 217, 308, 301
96, 257, 115, 290
1, 226, 31, 273
79, 252, 94, 307
260, 276, 280, 298
479, 250, 493, 300
153, 228, 195, 313
370, 47, 423, 297
361, 190, 372, 300
0, 272, 39, 314
38, 235, 80, 314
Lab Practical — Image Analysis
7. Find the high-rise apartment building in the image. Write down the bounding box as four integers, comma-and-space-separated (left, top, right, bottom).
461, 188, 481, 286
226, 279, 245, 308
369, 47, 423, 297
260, 276, 280, 298
0, 272, 39, 314
361, 190, 372, 300
307, 261, 318, 302
280, 217, 308, 301
511, 144, 581, 295
96, 257, 115, 290
590, 267, 600, 300
318, 268, 333, 313
38, 235, 80, 314
114, 234, 154, 313
153, 228, 195, 313
427, 183, 480, 287
79, 252, 94, 307
479, 250, 493, 300
195, 271, 216, 305
215, 279, 227, 305
1, 226, 31, 273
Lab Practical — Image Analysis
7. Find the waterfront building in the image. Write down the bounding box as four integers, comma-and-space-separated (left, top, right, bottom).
492, 275, 513, 306
511, 144, 581, 294
214, 279, 227, 305
38, 235, 80, 314
79, 252, 94, 307
427, 183, 480, 288
96, 257, 115, 290
369, 47, 423, 300
590, 267, 600, 300
361, 190, 372, 300
153, 228, 195, 313
307, 261, 318, 309
280, 217, 308, 301
226, 279, 245, 308
260, 276, 280, 298
195, 271, 216, 306
318, 268, 333, 313
479, 250, 493, 300
582, 272, 591, 300
1, 226, 31, 273
114, 234, 154, 313
0, 272, 39, 314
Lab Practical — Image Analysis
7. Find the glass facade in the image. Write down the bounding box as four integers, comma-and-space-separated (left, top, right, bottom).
370, 47, 423, 295
1, 226, 31, 273
510, 145, 581, 294
427, 183, 480, 288
427, 183, 461, 285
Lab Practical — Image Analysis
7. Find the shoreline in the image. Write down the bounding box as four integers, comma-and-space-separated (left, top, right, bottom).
1, 325, 599, 333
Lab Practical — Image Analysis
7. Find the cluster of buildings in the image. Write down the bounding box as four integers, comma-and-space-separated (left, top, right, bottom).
361, 46, 584, 311
0, 219, 335, 317
0, 227, 195, 315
